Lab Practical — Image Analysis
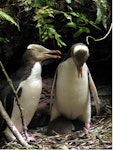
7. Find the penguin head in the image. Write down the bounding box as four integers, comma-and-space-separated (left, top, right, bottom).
27, 44, 61, 62
71, 43, 89, 78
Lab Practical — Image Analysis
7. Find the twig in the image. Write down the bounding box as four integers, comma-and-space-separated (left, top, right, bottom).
0, 101, 30, 147
86, 22, 113, 45
0, 61, 28, 140
96, 135, 105, 145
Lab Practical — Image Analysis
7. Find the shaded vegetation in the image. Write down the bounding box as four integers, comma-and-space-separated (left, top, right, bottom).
0, 0, 111, 46
0, 0, 111, 76
0, 9, 20, 31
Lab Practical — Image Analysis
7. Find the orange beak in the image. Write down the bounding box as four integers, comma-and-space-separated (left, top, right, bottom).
44, 50, 61, 59
77, 66, 82, 78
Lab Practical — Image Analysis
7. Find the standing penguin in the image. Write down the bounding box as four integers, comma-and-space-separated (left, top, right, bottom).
0, 44, 61, 141
50, 43, 100, 130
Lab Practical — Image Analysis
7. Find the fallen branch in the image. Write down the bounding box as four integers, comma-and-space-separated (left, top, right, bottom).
0, 101, 30, 147
0, 61, 28, 140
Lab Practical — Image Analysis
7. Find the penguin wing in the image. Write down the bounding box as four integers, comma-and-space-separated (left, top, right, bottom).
50, 70, 57, 111
0, 82, 22, 130
88, 71, 100, 115
0, 85, 15, 130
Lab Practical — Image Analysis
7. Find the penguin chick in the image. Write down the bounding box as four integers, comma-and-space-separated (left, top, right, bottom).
0, 44, 61, 141
50, 43, 100, 130
47, 116, 75, 135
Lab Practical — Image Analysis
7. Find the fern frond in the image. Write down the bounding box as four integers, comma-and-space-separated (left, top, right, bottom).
0, 10, 20, 31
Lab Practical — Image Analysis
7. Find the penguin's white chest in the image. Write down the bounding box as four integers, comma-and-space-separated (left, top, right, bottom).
11, 62, 42, 131
56, 58, 90, 119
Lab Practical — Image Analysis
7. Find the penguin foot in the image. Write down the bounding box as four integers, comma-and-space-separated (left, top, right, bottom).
26, 136, 36, 142
85, 122, 90, 130
23, 132, 42, 142
22, 133, 34, 142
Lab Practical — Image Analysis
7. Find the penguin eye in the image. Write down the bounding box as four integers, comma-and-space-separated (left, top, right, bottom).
35, 49, 41, 52
35, 48, 44, 53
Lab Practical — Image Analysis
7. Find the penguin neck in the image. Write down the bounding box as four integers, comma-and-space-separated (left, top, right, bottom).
21, 52, 42, 80
66, 57, 81, 76
12, 52, 42, 82
21, 50, 37, 68
68, 57, 77, 67
27, 62, 42, 81
69, 57, 85, 68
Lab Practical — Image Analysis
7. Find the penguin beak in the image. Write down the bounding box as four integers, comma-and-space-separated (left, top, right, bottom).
44, 50, 61, 59
77, 65, 82, 78
27, 44, 62, 61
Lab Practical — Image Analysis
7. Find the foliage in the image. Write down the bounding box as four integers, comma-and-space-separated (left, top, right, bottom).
66, 0, 72, 4
0, 9, 20, 43
0, 37, 9, 43
64, 6, 100, 38
17, 0, 103, 47
34, 6, 66, 47
18, 0, 66, 47
95, 0, 108, 29
0, 9, 20, 31
0, 0, 110, 47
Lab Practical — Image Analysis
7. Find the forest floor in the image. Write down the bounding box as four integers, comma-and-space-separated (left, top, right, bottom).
0, 77, 112, 149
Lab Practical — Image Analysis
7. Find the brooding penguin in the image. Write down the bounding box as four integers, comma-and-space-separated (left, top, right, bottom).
0, 44, 61, 141
50, 43, 100, 130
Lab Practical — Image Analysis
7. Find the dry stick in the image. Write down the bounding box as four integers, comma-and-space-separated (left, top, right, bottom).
86, 22, 113, 45
0, 101, 30, 147
0, 61, 28, 140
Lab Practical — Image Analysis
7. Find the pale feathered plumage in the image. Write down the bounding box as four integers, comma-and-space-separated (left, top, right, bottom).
50, 43, 100, 129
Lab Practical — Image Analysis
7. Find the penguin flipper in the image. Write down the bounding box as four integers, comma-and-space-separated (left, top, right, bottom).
50, 71, 57, 111
0, 82, 22, 131
50, 69, 61, 121
0, 89, 14, 131
88, 71, 100, 115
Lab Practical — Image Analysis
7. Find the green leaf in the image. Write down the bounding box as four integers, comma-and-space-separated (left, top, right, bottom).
73, 27, 90, 38
44, 18, 54, 24
66, 0, 71, 4
64, 13, 72, 21
0, 10, 20, 31
65, 22, 76, 28
70, 12, 80, 17
89, 21, 101, 30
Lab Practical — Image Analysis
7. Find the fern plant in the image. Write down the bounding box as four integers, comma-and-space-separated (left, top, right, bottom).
34, 6, 66, 47
0, 10, 20, 31
18, 0, 66, 47
17, 0, 109, 47
0, 9, 20, 43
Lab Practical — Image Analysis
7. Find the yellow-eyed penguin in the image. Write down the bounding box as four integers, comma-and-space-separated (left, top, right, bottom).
50, 43, 100, 130
0, 44, 61, 141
